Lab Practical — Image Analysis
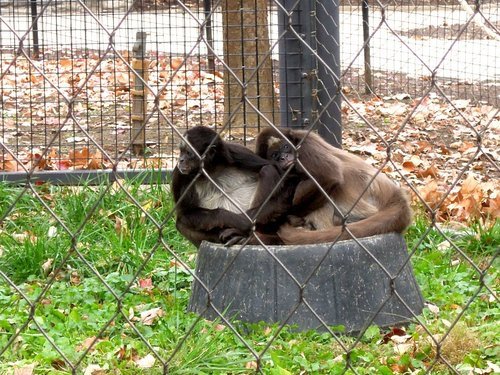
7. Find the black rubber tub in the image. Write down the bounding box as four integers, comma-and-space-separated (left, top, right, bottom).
188, 233, 424, 332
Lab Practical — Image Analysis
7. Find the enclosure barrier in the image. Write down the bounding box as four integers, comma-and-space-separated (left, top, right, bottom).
0, 0, 498, 374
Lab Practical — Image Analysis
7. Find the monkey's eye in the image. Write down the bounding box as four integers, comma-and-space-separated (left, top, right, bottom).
282, 144, 290, 152
271, 152, 279, 160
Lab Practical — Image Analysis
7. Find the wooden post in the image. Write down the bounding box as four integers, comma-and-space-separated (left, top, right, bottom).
131, 31, 150, 156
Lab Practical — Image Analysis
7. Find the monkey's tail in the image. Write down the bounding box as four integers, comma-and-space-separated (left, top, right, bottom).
278, 197, 412, 245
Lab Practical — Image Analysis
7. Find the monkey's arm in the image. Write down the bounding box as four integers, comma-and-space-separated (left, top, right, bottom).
227, 143, 271, 171
177, 207, 251, 231
246, 164, 291, 224
176, 221, 224, 248
173, 169, 252, 233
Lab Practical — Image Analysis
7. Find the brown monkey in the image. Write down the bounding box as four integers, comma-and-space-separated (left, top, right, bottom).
172, 126, 291, 247
256, 127, 412, 244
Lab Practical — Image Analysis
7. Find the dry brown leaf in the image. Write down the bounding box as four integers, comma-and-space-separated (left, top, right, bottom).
214, 323, 226, 331
76, 336, 98, 352
114, 217, 128, 236
139, 278, 153, 289
418, 180, 443, 210
14, 363, 36, 375
245, 361, 258, 370
1, 159, 19, 171
415, 165, 439, 178
402, 161, 416, 172
70, 271, 81, 285
69, 147, 90, 167
170, 57, 184, 70
86, 151, 104, 170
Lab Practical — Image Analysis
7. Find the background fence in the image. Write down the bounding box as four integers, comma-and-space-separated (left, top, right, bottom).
0, 0, 499, 374
1, 0, 498, 177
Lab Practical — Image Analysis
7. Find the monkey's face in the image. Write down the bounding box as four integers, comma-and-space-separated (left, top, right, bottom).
176, 133, 217, 175
176, 142, 200, 175
268, 142, 295, 170
176, 126, 221, 174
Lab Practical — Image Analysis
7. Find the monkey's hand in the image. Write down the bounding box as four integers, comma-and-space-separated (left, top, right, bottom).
287, 215, 316, 230
287, 215, 306, 227
219, 228, 247, 247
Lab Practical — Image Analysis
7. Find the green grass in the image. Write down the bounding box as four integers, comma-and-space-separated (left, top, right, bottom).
0, 180, 498, 374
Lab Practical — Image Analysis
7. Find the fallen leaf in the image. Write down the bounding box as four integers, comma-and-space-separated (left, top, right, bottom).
425, 302, 440, 315
460, 174, 480, 195
47, 226, 57, 238
14, 364, 36, 375
382, 327, 407, 344
76, 336, 98, 352
394, 342, 413, 355
245, 361, 258, 370
437, 240, 452, 251
83, 364, 106, 375
415, 165, 439, 178
390, 334, 412, 344
115, 217, 128, 236
70, 271, 81, 285
214, 323, 226, 331
135, 354, 156, 369
42, 258, 53, 275
139, 278, 153, 289
402, 160, 416, 172
69, 148, 90, 167
66, 136, 87, 143
139, 307, 164, 325
170, 57, 184, 70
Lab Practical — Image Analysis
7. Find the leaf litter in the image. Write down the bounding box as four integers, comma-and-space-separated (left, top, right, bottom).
1, 55, 498, 224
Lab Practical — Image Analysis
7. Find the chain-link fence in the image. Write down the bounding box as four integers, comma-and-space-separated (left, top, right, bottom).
0, 0, 499, 374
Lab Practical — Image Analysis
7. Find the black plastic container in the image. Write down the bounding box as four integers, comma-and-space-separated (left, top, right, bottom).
188, 233, 424, 332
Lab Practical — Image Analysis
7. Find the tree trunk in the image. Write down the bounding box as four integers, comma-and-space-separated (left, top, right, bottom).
222, 0, 278, 137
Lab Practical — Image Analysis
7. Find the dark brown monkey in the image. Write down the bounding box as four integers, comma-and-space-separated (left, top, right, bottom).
172, 126, 290, 247
256, 127, 412, 244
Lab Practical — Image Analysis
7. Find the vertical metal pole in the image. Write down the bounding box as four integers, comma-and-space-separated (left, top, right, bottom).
30, 0, 40, 57
362, 0, 373, 94
278, 0, 314, 129
204, 0, 215, 72
315, 0, 342, 147
131, 31, 150, 156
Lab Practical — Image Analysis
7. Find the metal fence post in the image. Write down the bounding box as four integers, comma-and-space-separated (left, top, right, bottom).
279, 0, 342, 147
278, 0, 314, 129
30, 0, 40, 57
315, 0, 342, 147
203, 0, 215, 73
362, 0, 373, 94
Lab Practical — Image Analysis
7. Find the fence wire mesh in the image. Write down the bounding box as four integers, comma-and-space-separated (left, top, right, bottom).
0, 0, 499, 374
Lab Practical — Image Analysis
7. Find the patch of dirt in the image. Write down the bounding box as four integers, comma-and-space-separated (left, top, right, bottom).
342, 68, 499, 107
399, 21, 500, 40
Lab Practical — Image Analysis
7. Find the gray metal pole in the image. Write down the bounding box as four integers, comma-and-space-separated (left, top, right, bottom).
315, 0, 342, 147
30, 0, 40, 58
362, 0, 373, 94
204, 0, 215, 73
278, 0, 314, 129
